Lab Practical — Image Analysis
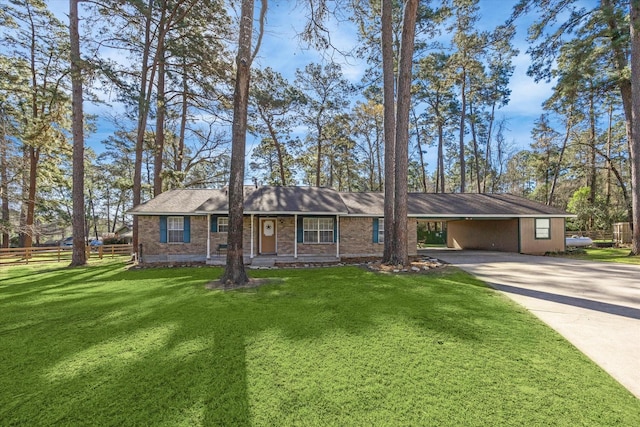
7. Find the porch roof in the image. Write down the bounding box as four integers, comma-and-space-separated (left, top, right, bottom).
195, 186, 349, 215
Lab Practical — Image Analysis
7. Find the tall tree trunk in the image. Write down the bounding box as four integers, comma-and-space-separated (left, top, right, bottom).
606, 103, 613, 206
22, 9, 41, 249
264, 119, 287, 185
412, 107, 428, 192
177, 62, 188, 180
132, 0, 155, 255
629, 0, 640, 255
459, 69, 467, 193
548, 107, 572, 206
381, 0, 396, 263
1, 111, 9, 248
70, 0, 86, 266
392, 0, 419, 266
435, 102, 445, 193
24, 147, 38, 248
153, 4, 167, 197
482, 102, 496, 193
468, 100, 482, 193
19, 149, 28, 248
603, 0, 633, 144
315, 120, 323, 187
588, 87, 597, 228
375, 124, 383, 190
437, 120, 445, 193
221, 0, 257, 286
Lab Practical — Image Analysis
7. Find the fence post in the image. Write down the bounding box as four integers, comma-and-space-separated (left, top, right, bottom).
99, 245, 103, 259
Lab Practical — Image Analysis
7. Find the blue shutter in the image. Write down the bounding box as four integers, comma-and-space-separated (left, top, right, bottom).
297, 216, 304, 243
333, 218, 337, 242
210, 216, 218, 232
183, 216, 191, 243
373, 218, 379, 243
160, 216, 167, 243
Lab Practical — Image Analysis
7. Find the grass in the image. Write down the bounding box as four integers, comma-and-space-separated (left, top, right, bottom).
1, 260, 639, 426
562, 247, 640, 264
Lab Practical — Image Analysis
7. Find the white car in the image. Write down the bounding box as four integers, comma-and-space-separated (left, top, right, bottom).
566, 235, 593, 247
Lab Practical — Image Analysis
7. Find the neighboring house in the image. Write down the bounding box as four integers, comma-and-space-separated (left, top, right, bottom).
114, 225, 133, 244
128, 186, 573, 264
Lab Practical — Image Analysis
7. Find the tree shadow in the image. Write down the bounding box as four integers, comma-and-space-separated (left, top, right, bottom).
0, 263, 547, 425
491, 283, 640, 320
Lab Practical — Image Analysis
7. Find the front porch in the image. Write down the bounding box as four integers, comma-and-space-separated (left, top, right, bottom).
206, 254, 341, 267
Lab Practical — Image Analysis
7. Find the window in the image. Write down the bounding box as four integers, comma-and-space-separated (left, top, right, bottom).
168, 216, 184, 243
378, 218, 385, 243
218, 217, 229, 233
303, 217, 334, 243
535, 218, 550, 239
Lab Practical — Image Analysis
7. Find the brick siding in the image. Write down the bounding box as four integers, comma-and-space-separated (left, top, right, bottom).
139, 214, 416, 263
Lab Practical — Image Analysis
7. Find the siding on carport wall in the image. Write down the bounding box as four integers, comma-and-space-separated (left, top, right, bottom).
519, 217, 566, 254
447, 219, 519, 252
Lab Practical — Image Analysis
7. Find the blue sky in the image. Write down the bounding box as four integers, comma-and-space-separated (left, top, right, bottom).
45, 0, 558, 173
250, 0, 556, 170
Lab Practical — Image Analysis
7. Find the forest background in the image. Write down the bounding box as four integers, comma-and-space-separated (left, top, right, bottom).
0, 0, 629, 250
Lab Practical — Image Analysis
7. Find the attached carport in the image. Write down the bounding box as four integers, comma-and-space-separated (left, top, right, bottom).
408, 194, 573, 255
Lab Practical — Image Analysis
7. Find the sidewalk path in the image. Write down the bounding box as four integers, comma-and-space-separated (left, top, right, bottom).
431, 250, 640, 399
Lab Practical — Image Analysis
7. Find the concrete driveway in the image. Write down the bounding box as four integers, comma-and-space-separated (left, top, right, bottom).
430, 250, 640, 399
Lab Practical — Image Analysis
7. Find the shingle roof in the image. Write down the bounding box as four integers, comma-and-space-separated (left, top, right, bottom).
195, 186, 348, 214
129, 187, 572, 218
127, 189, 219, 215
339, 192, 570, 217
129, 186, 349, 215
407, 193, 571, 217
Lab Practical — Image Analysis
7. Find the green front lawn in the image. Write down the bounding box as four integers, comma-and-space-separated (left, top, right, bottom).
1, 260, 638, 425
563, 247, 640, 264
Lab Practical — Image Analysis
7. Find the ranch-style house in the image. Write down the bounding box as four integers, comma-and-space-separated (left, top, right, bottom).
128, 186, 572, 264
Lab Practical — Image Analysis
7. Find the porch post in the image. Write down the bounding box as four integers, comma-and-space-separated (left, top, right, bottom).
336, 215, 340, 258
250, 214, 254, 259
294, 214, 298, 259
206, 214, 211, 260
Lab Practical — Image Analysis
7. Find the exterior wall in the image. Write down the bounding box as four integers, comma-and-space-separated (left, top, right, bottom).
297, 215, 338, 256
139, 215, 208, 263
138, 213, 420, 264
210, 216, 260, 257
447, 219, 519, 252
340, 217, 383, 257
339, 217, 417, 258
519, 217, 566, 254
276, 216, 296, 256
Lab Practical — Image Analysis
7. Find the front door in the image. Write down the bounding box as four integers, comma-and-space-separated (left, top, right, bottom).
260, 218, 276, 254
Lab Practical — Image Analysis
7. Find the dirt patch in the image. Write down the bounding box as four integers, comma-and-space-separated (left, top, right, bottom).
204, 277, 284, 290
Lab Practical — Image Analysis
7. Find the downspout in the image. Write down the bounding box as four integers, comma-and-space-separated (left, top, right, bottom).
336, 215, 340, 259
294, 214, 298, 258
206, 214, 211, 260
251, 214, 254, 259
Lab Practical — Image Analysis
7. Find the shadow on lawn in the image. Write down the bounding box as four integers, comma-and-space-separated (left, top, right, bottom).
1, 263, 500, 425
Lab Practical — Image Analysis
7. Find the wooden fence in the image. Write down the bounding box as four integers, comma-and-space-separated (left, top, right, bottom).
0, 244, 133, 266
565, 230, 613, 241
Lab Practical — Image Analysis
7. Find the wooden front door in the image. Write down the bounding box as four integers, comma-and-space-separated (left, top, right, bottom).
260, 218, 276, 254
